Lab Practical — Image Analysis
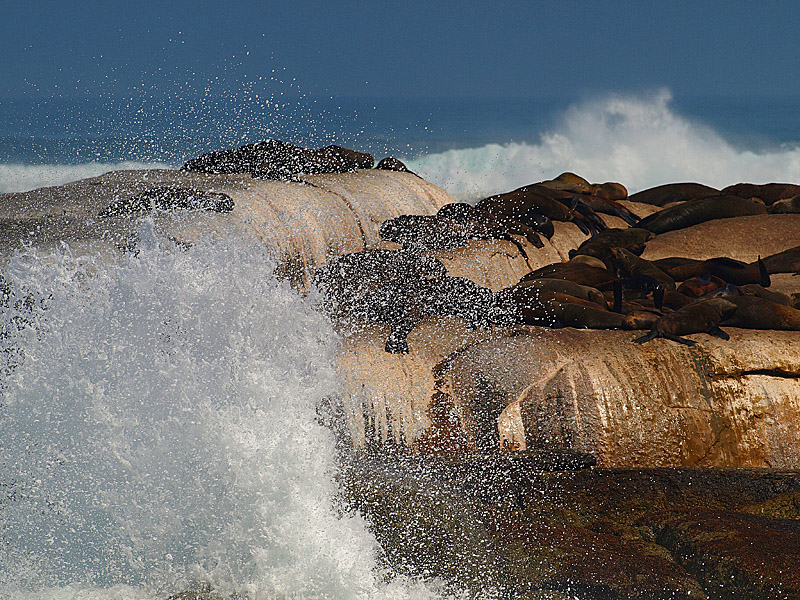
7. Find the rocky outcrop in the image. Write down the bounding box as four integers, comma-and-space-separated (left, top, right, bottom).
641, 214, 800, 263
0, 168, 454, 288
338, 324, 800, 467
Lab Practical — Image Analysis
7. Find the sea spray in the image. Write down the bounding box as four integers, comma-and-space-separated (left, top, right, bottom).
0, 221, 445, 599
410, 89, 800, 199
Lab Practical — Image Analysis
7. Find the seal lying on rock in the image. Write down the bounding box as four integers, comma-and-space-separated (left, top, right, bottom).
314, 249, 447, 321
759, 246, 800, 275
522, 262, 617, 288
437, 202, 543, 249
720, 296, 800, 331
636, 195, 767, 235
361, 276, 500, 353
665, 257, 771, 287
181, 140, 374, 179
628, 182, 720, 206
634, 298, 738, 345
721, 182, 800, 205
768, 195, 800, 214
379, 210, 534, 257
99, 186, 234, 217
569, 227, 654, 266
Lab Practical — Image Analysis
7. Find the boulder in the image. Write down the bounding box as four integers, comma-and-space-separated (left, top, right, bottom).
641, 214, 800, 263
0, 168, 454, 289
339, 324, 800, 467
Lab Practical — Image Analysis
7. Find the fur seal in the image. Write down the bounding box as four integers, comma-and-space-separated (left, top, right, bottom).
666, 257, 771, 287
721, 183, 800, 205
737, 284, 793, 306
570, 254, 608, 270
592, 182, 628, 201
181, 140, 373, 179
720, 296, 800, 330
521, 262, 617, 288
314, 249, 447, 321
437, 202, 542, 250
609, 248, 676, 290
636, 195, 767, 234
627, 183, 719, 207
494, 283, 628, 329
759, 246, 800, 275
478, 187, 602, 236
362, 276, 497, 353
513, 278, 608, 308
99, 186, 234, 217
569, 227, 655, 265
537, 172, 594, 194
634, 298, 738, 345
677, 274, 727, 298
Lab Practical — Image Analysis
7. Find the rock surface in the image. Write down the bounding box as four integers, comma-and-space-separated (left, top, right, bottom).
0, 168, 453, 288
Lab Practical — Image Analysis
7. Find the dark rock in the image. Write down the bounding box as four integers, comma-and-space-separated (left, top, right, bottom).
181, 140, 373, 180
98, 186, 234, 217
651, 509, 800, 599
376, 157, 413, 173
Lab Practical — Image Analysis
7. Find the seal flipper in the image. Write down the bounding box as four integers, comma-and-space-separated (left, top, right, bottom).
653, 285, 665, 310
708, 325, 730, 340
663, 333, 698, 346
634, 330, 657, 344
612, 279, 623, 314
758, 257, 771, 288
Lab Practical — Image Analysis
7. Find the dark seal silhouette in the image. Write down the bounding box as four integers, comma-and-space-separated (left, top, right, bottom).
99, 186, 234, 217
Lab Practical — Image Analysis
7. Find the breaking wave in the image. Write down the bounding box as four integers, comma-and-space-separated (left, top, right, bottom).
0, 224, 443, 599
409, 89, 800, 199
0, 161, 174, 194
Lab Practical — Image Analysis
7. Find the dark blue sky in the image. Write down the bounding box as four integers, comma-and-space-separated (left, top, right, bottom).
3, 1, 800, 100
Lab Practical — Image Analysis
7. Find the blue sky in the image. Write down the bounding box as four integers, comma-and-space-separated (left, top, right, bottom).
2, 1, 800, 100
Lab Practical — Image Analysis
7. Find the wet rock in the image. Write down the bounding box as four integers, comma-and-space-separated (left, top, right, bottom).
98, 186, 234, 217
651, 509, 800, 599
376, 157, 413, 173
181, 140, 374, 179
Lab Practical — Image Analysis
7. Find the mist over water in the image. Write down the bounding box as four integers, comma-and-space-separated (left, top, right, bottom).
410, 89, 800, 199
0, 224, 444, 599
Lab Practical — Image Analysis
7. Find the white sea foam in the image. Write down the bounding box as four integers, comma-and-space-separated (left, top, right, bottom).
0, 161, 173, 194
409, 89, 800, 199
0, 223, 444, 600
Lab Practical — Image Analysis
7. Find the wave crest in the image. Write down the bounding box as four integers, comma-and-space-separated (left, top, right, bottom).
410, 89, 800, 198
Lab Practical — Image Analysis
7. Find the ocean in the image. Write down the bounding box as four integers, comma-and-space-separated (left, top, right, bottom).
1, 90, 799, 599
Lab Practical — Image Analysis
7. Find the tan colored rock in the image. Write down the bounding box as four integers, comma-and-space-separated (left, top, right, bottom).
0, 169, 454, 288
641, 214, 800, 263
432, 326, 800, 467
335, 318, 494, 453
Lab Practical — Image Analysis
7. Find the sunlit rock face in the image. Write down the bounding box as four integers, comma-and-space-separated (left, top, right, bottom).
641, 213, 800, 263
0, 168, 453, 288
343, 325, 800, 466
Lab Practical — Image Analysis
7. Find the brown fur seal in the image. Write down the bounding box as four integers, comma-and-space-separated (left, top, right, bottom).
362, 276, 498, 353
677, 274, 727, 298
314, 249, 447, 321
569, 227, 654, 265
478, 187, 602, 236
592, 182, 628, 201
636, 195, 767, 234
513, 278, 608, 308
721, 182, 800, 205
737, 284, 793, 306
720, 296, 800, 330
570, 254, 608, 270
537, 172, 593, 194
634, 298, 738, 345
437, 203, 543, 250
628, 183, 719, 207
609, 248, 676, 290
524, 184, 638, 226
521, 262, 617, 288
666, 257, 771, 287
99, 186, 234, 217
495, 282, 636, 330
759, 246, 800, 275
379, 214, 469, 250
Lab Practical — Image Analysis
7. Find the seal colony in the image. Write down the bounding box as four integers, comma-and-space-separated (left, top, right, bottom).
313, 166, 800, 353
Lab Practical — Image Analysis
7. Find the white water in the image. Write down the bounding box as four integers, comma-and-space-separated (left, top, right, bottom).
0, 224, 444, 599
411, 89, 800, 199
0, 161, 174, 194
